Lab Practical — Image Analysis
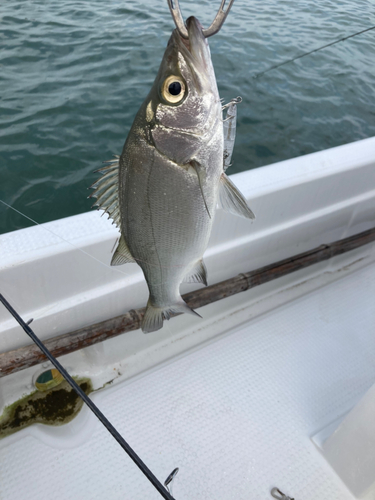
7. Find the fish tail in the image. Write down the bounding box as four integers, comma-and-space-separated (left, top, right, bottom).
141, 298, 201, 334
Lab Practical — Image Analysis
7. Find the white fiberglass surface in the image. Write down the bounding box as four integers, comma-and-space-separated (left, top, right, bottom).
1, 137, 375, 353
1, 261, 375, 500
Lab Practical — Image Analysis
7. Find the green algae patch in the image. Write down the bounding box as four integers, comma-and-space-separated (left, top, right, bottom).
0, 377, 92, 439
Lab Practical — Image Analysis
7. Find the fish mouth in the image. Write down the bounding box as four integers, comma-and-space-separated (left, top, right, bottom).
185, 17, 207, 51
172, 16, 213, 87
185, 16, 211, 68
174, 16, 211, 71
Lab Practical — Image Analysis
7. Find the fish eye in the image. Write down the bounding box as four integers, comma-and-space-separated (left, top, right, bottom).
169, 81, 181, 95
162, 75, 186, 104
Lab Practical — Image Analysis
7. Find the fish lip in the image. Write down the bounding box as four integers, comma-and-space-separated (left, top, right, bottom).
171, 16, 213, 93
185, 16, 205, 44
174, 16, 209, 62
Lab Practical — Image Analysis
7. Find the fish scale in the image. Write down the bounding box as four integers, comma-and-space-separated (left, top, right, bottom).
123, 137, 210, 287
90, 10, 254, 333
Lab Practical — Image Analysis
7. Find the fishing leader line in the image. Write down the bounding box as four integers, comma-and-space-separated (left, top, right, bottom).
0, 198, 132, 278
0, 198, 205, 285
254, 24, 375, 78
0, 293, 177, 500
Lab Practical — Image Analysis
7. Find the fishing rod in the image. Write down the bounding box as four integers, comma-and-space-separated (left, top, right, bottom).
0, 290, 295, 500
0, 294, 177, 500
254, 24, 375, 78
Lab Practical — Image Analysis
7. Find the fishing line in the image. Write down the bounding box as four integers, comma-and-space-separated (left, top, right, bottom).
0, 198, 203, 278
254, 24, 375, 78
0, 199, 131, 277
0, 293, 176, 500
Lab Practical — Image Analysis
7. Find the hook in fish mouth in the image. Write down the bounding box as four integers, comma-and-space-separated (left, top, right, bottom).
167, 0, 235, 39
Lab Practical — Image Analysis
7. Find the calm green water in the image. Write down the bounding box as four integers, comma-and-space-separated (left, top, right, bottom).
1, 0, 375, 234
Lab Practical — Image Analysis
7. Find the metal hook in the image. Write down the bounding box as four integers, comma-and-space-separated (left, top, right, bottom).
271, 487, 295, 500
164, 467, 179, 497
222, 95, 242, 111
167, 0, 235, 39
167, 0, 188, 39
203, 0, 236, 38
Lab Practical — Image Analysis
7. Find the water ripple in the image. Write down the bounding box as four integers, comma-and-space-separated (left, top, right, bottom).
1, 0, 375, 233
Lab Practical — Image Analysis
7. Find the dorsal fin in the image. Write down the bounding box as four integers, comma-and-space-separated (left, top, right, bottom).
89, 156, 121, 227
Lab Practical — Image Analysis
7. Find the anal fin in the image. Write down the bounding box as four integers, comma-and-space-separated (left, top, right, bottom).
219, 173, 255, 220
110, 234, 135, 266
183, 259, 208, 286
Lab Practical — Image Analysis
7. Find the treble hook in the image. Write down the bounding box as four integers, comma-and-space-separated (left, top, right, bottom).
167, 0, 235, 39
271, 487, 295, 500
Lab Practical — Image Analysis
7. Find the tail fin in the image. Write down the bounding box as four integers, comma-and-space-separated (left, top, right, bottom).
141, 298, 201, 334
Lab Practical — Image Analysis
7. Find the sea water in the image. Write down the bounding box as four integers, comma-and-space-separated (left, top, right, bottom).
1, 0, 374, 234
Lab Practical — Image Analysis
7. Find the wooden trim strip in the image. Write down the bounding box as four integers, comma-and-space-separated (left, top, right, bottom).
1, 227, 375, 378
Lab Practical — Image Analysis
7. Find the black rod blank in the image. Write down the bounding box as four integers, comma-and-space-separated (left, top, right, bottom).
0, 294, 175, 500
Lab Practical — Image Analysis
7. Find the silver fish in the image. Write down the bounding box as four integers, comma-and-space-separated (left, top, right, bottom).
90, 2, 254, 333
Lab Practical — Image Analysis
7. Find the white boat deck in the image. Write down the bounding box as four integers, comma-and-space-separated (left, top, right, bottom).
1, 137, 375, 499
1, 256, 375, 500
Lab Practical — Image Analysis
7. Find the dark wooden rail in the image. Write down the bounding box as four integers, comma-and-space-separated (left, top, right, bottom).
1, 227, 375, 378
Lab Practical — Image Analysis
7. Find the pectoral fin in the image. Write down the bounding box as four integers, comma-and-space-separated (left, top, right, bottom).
219, 173, 255, 220
111, 234, 135, 266
183, 259, 208, 286
191, 161, 211, 219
